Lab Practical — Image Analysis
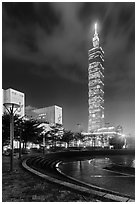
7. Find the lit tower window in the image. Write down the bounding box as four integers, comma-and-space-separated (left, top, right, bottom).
88, 23, 105, 132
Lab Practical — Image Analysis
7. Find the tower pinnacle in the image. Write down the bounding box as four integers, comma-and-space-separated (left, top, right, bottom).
95, 23, 97, 35
93, 22, 99, 48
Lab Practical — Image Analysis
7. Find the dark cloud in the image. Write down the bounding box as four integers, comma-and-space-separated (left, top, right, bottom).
2, 2, 134, 84
2, 2, 88, 82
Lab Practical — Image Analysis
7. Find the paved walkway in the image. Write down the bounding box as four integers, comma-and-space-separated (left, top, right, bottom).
59, 156, 135, 198
22, 153, 135, 202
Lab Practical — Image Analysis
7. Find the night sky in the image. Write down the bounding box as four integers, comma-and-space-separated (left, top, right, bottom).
2, 2, 135, 136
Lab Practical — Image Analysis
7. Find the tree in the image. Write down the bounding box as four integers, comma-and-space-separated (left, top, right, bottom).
61, 130, 74, 148
74, 132, 84, 147
2, 113, 20, 151
21, 119, 41, 149
37, 122, 53, 153
48, 124, 64, 148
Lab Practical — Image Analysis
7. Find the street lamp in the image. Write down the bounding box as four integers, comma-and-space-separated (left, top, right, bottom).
3, 103, 20, 171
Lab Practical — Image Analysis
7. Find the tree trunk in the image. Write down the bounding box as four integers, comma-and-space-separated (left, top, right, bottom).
25, 142, 27, 150
2, 144, 4, 154
65, 142, 68, 148
54, 137, 56, 148
19, 129, 22, 159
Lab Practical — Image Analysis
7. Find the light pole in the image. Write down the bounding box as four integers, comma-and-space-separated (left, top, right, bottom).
3, 103, 20, 171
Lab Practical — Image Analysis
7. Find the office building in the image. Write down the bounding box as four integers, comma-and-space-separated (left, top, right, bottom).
26, 105, 63, 126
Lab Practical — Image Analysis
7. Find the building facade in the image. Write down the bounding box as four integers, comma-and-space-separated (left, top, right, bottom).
26, 105, 63, 126
88, 23, 105, 132
3, 88, 25, 117
82, 126, 122, 148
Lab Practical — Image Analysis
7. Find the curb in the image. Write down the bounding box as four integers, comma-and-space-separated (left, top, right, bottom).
22, 158, 135, 202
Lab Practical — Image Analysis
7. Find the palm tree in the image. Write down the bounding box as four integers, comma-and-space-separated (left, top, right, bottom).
61, 130, 74, 148
74, 132, 84, 147
37, 122, 53, 153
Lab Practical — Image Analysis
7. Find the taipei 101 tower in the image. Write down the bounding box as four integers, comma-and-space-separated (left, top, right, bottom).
88, 23, 105, 132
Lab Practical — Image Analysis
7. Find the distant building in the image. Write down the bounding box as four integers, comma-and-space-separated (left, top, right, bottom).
88, 23, 104, 132
115, 125, 123, 134
26, 105, 63, 126
3, 88, 25, 117
82, 126, 124, 148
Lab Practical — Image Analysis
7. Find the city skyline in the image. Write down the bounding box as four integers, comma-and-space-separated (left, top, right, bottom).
2, 2, 135, 136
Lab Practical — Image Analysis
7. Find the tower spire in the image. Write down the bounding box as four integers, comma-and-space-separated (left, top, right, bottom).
95, 23, 97, 35
93, 22, 99, 48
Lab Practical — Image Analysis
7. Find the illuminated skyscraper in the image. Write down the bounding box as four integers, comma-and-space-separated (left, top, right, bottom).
88, 23, 104, 132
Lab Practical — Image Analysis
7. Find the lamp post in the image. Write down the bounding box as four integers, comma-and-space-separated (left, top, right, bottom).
3, 103, 20, 171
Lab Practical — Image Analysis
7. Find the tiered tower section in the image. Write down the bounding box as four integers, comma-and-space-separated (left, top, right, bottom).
88, 23, 104, 132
